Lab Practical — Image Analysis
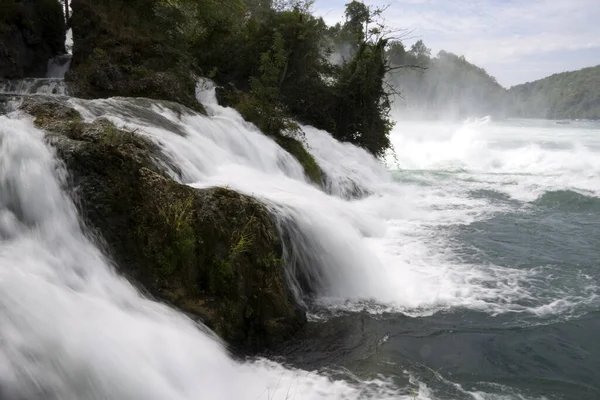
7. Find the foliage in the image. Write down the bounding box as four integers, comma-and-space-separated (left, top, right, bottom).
332, 40, 393, 156
508, 65, 600, 120
70, 0, 399, 156
68, 0, 201, 109
275, 135, 322, 184
185, 0, 395, 157
156, 196, 196, 277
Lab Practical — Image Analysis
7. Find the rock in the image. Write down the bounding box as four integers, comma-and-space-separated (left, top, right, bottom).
66, 0, 204, 113
0, 0, 66, 79
20, 97, 305, 352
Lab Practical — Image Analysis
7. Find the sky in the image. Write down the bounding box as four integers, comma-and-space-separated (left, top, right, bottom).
312, 0, 600, 87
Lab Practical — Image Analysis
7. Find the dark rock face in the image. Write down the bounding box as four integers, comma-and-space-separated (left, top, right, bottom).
20, 97, 305, 352
66, 0, 203, 113
0, 0, 66, 79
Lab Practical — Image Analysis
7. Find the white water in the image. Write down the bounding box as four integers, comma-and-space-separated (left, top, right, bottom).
0, 44, 71, 96
0, 108, 407, 398
390, 118, 600, 201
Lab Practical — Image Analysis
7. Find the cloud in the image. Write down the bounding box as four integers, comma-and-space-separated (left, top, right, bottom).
312, 0, 600, 86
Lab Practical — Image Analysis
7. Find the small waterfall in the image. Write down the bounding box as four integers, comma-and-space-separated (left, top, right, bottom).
69, 90, 391, 306
46, 54, 72, 78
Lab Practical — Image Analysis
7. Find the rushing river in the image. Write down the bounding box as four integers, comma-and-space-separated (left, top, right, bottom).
1, 83, 598, 399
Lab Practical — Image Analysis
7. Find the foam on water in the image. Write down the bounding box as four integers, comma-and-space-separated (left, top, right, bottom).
64, 84, 600, 321
390, 118, 600, 201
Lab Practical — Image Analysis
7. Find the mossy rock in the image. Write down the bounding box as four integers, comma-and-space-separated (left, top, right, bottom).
20, 97, 304, 351
275, 135, 322, 186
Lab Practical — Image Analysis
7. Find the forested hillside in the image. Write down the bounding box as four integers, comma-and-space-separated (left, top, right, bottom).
508, 65, 600, 120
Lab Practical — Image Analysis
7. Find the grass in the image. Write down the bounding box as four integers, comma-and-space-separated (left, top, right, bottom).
209, 215, 256, 294
155, 195, 195, 276
101, 122, 140, 147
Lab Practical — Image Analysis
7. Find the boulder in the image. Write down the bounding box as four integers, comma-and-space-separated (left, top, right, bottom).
20, 97, 305, 351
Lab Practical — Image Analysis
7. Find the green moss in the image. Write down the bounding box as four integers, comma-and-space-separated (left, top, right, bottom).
276, 135, 322, 185
218, 87, 322, 186
155, 196, 196, 277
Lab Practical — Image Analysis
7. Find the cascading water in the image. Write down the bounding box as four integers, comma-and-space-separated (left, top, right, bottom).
0, 103, 406, 398
46, 54, 72, 79
64, 84, 598, 320
0, 78, 68, 96
0, 35, 71, 96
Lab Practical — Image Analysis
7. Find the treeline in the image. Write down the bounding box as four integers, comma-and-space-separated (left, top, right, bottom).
508, 65, 600, 120
210, 0, 395, 156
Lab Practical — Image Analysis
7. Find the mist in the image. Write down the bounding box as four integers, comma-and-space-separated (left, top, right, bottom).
387, 50, 508, 121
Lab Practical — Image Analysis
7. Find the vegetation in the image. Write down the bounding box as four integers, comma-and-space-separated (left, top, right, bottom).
0, 0, 66, 78
67, 0, 202, 111
508, 65, 600, 120
67, 0, 402, 157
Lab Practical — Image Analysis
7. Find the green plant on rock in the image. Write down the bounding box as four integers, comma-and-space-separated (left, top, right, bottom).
209, 215, 256, 294
275, 135, 321, 185
235, 31, 302, 138
101, 122, 140, 147
155, 195, 196, 276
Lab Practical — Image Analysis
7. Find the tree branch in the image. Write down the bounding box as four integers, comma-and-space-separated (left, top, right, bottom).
386, 64, 427, 72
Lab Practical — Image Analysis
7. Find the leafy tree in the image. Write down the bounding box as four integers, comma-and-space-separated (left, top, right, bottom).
343, 0, 370, 42
333, 39, 392, 156
408, 39, 431, 65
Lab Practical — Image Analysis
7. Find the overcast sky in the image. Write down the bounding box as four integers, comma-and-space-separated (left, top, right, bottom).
312, 0, 600, 87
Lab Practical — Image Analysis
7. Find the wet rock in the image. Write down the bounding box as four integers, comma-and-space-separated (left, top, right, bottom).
20, 97, 305, 352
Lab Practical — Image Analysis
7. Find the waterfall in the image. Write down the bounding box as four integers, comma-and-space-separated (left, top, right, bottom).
0, 101, 402, 399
